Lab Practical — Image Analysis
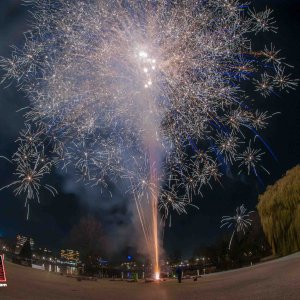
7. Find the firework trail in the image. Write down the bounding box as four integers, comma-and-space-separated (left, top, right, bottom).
221, 204, 254, 250
0, 0, 297, 274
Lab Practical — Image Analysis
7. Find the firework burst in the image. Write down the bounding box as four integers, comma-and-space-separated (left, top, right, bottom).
221, 204, 254, 250
0, 1, 297, 225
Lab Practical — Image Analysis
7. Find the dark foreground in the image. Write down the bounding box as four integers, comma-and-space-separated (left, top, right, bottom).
1, 252, 300, 300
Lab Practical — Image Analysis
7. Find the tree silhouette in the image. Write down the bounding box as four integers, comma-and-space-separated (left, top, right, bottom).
19, 238, 32, 260
192, 214, 271, 271
68, 215, 106, 275
257, 165, 300, 256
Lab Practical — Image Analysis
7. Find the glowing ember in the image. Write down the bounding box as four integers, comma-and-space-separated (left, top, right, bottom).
154, 272, 160, 281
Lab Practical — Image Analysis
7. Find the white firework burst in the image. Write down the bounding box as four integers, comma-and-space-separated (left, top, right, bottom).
221, 204, 254, 250
0, 0, 297, 221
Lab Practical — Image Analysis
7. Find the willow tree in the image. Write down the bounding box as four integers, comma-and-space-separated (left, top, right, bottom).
257, 165, 300, 256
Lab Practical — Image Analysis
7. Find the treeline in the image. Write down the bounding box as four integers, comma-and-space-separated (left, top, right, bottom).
258, 165, 300, 256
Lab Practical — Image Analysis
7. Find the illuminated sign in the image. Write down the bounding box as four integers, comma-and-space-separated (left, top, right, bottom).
0, 254, 7, 287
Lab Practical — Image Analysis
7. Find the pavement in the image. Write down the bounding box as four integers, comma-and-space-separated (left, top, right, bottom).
1, 252, 300, 300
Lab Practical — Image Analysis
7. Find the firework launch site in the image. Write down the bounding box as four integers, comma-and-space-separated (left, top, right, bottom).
1, 252, 300, 300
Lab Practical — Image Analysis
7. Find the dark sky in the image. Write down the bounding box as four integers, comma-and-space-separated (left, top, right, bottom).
0, 0, 299, 259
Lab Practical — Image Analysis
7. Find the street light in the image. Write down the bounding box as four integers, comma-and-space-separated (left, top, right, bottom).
202, 257, 206, 275
196, 258, 200, 276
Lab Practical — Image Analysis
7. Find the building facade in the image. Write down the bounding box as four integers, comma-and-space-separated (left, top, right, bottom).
60, 249, 80, 262
15, 235, 35, 255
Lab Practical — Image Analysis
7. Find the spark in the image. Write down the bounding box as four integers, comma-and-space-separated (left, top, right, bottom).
221, 204, 254, 250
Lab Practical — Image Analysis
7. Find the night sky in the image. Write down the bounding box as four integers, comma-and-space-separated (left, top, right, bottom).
0, 0, 299, 259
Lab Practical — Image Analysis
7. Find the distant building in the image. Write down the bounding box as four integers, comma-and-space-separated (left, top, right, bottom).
33, 247, 53, 261
60, 249, 80, 262
15, 235, 34, 255
0, 237, 14, 253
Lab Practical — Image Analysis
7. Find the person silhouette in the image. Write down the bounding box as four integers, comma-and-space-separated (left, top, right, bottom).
176, 267, 183, 283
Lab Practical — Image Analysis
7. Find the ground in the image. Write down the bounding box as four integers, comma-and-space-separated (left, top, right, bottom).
1, 252, 300, 300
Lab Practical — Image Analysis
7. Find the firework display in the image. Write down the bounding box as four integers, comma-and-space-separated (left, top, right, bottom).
221, 204, 254, 250
0, 0, 297, 220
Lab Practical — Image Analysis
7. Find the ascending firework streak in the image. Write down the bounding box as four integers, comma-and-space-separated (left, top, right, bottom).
221, 204, 254, 250
0, 0, 297, 276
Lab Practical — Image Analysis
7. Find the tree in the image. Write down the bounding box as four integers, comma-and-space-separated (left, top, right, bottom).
19, 238, 32, 260
168, 249, 182, 264
68, 215, 106, 275
257, 165, 300, 256
196, 213, 271, 271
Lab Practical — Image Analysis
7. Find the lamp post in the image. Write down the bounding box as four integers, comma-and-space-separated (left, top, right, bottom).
196, 258, 200, 276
